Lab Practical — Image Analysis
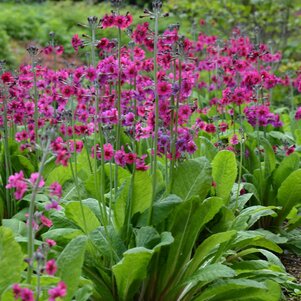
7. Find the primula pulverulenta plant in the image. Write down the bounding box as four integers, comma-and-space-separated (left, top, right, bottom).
1, 0, 301, 300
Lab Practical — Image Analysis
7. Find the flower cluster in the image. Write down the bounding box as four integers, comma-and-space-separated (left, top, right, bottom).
3, 13, 301, 178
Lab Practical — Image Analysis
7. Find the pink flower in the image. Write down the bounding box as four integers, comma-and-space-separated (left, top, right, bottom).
125, 153, 137, 165
49, 182, 62, 198
6, 171, 28, 200
55, 45, 64, 56
45, 259, 57, 276
29, 173, 45, 188
114, 15, 127, 29
12, 284, 22, 299
20, 288, 34, 301
46, 239, 56, 247
48, 282, 67, 301
40, 215, 53, 228
295, 107, 301, 120
45, 200, 62, 211
1, 72, 14, 84
85, 66, 97, 82
230, 134, 239, 145
114, 148, 127, 167
71, 34, 83, 52
103, 143, 114, 161
157, 81, 172, 96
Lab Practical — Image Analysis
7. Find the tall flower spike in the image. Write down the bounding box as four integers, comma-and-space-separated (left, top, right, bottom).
26, 45, 39, 57
152, 0, 163, 12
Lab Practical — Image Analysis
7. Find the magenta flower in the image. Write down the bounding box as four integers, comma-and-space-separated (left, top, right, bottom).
45, 259, 57, 276
20, 288, 34, 301
29, 173, 45, 188
114, 148, 127, 167
103, 143, 114, 161
12, 284, 22, 299
295, 107, 301, 120
46, 239, 57, 247
71, 34, 83, 52
49, 182, 62, 199
48, 282, 67, 301
230, 134, 239, 145
157, 81, 172, 96
40, 215, 53, 228
6, 171, 28, 200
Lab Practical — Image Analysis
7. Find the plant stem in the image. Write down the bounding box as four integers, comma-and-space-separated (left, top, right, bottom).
114, 28, 122, 203
32, 57, 39, 149
2, 85, 14, 216
148, 11, 159, 226
27, 138, 50, 284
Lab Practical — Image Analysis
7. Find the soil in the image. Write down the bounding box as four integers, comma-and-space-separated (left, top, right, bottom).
281, 253, 301, 301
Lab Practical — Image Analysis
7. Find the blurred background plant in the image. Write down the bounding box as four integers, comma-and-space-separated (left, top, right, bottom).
1, 0, 301, 69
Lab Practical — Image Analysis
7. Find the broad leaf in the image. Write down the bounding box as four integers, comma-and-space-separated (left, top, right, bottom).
57, 235, 87, 301
158, 197, 224, 295
0, 227, 24, 294
140, 194, 182, 226
276, 169, 301, 224
42, 228, 83, 245
65, 202, 100, 234
112, 247, 153, 301
232, 206, 278, 230
212, 150, 237, 201
46, 165, 73, 186
259, 137, 276, 177
89, 225, 126, 262
171, 157, 212, 201
273, 153, 299, 189
194, 280, 280, 301
183, 264, 236, 291
184, 231, 237, 278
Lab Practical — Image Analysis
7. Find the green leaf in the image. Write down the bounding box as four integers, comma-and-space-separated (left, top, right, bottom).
184, 231, 237, 278
131, 171, 153, 215
153, 231, 174, 252
194, 280, 280, 301
65, 202, 100, 234
171, 157, 212, 201
232, 231, 283, 253
276, 169, 301, 224
158, 197, 224, 295
273, 153, 299, 189
46, 165, 73, 186
0, 227, 24, 294
112, 247, 153, 301
42, 228, 83, 245
57, 235, 87, 301
259, 137, 276, 177
197, 136, 218, 161
212, 150, 237, 201
89, 226, 126, 262
84, 169, 109, 200
2, 219, 27, 237
11, 154, 35, 177
232, 206, 278, 230
135, 226, 161, 249
183, 263, 236, 287
137, 194, 182, 226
